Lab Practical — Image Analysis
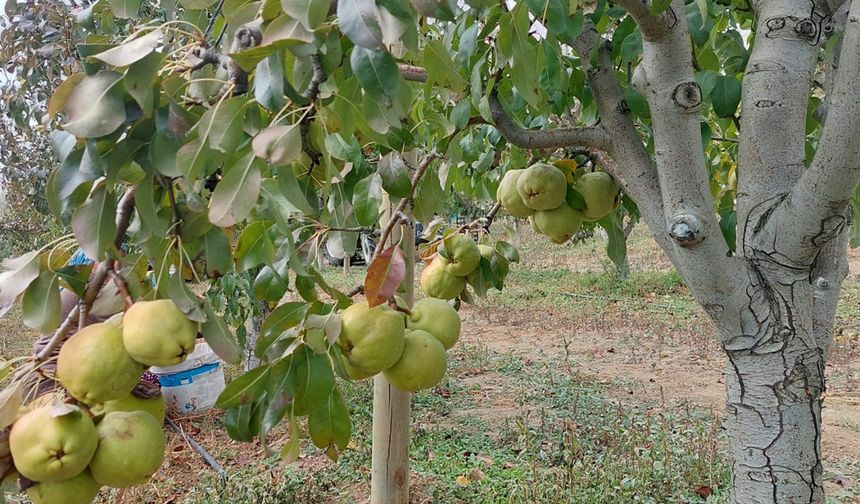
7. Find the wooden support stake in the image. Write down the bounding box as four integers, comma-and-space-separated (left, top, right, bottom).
370, 200, 414, 504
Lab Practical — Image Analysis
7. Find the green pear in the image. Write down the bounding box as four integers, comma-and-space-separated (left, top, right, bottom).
496, 169, 534, 218
420, 257, 466, 300
383, 330, 447, 392
441, 234, 480, 277
57, 323, 144, 405
575, 171, 620, 221
10, 405, 98, 482
91, 394, 166, 424
516, 163, 567, 210
122, 299, 197, 367
89, 411, 165, 488
407, 298, 461, 349
337, 302, 406, 374
27, 470, 101, 504
534, 204, 584, 244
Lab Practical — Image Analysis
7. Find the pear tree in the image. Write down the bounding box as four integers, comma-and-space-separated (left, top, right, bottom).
0, 0, 859, 503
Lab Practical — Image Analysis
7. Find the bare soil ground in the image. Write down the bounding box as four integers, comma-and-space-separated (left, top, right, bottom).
454, 229, 860, 497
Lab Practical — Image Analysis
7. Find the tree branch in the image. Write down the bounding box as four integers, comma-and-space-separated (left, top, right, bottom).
736, 1, 827, 247
610, 0, 675, 40
629, 0, 742, 308
774, 0, 860, 261
562, 23, 671, 256
489, 90, 611, 150
374, 151, 440, 257
34, 186, 137, 362
301, 54, 326, 101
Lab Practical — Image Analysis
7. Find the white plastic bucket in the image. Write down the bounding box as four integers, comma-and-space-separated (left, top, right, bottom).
151, 342, 226, 417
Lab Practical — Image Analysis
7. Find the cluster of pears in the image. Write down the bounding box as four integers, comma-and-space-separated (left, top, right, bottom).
419, 234, 509, 300
497, 162, 621, 243
9, 299, 197, 504
337, 297, 461, 392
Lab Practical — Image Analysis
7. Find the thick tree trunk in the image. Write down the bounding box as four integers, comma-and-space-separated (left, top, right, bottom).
720, 255, 835, 503
724, 347, 825, 503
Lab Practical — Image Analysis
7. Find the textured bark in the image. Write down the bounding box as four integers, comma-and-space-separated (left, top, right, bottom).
491, 1, 860, 502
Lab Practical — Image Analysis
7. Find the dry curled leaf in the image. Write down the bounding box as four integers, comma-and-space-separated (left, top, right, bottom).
364, 246, 405, 308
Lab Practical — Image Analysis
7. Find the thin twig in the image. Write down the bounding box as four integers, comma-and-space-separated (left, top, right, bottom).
326, 226, 375, 233
425, 202, 503, 249
203, 0, 225, 40
373, 151, 440, 259
34, 186, 137, 363
301, 54, 326, 101
346, 285, 365, 297
165, 178, 181, 238
387, 298, 412, 317
107, 270, 135, 310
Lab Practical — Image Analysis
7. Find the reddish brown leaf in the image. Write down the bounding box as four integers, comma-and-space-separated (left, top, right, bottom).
694, 485, 713, 498
364, 246, 405, 307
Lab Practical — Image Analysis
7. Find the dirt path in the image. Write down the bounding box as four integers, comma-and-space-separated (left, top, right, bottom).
455, 244, 860, 494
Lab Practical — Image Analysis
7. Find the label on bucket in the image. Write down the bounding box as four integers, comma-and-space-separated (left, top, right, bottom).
159, 363, 226, 416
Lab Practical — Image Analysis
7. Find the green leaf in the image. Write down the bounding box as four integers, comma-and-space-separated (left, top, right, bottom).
291, 345, 335, 416
353, 174, 383, 226
199, 96, 248, 153
597, 214, 628, 277
71, 184, 117, 261
201, 300, 242, 364
350, 47, 402, 108
165, 270, 207, 322
280, 413, 301, 462
55, 264, 92, 297
48, 74, 86, 117
282, 0, 330, 30
134, 177, 169, 237
176, 139, 213, 181
261, 15, 315, 48
21, 272, 61, 333
254, 260, 291, 302
377, 0, 413, 19
499, 5, 541, 107
201, 228, 232, 277
337, 0, 384, 49
258, 302, 311, 355
252, 124, 302, 166
92, 29, 161, 66
224, 403, 262, 442
710, 75, 741, 117
410, 0, 454, 20
565, 185, 587, 211
209, 151, 264, 227
620, 31, 642, 63
150, 130, 183, 178
235, 221, 275, 271
308, 388, 351, 457
255, 53, 286, 111
216, 364, 272, 409
423, 40, 468, 93
108, 0, 141, 18
495, 241, 520, 263
125, 51, 165, 115
651, 0, 671, 14
525, 0, 583, 40
62, 71, 127, 138
377, 151, 411, 198
262, 357, 298, 437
